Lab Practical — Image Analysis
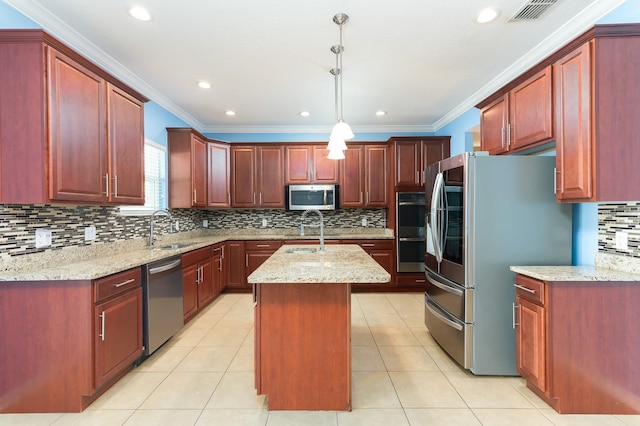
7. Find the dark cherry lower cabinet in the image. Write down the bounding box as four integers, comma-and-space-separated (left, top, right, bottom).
0, 268, 143, 413
514, 273, 640, 414
182, 247, 213, 323
343, 240, 394, 289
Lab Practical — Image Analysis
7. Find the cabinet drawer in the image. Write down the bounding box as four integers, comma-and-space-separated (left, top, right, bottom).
515, 274, 545, 305
346, 239, 394, 251
397, 274, 426, 288
245, 240, 283, 251
182, 246, 210, 266
95, 268, 141, 303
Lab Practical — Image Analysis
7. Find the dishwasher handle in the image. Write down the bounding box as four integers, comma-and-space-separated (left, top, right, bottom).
149, 259, 182, 275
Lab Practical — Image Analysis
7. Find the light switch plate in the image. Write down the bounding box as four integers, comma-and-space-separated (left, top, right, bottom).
84, 226, 96, 241
615, 231, 628, 250
35, 228, 52, 248
203, 220, 208, 228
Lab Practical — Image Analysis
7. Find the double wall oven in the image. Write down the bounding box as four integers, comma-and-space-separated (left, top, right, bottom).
424, 152, 572, 375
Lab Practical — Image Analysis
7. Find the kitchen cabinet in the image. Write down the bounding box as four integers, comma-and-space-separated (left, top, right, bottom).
514, 273, 640, 414
211, 243, 224, 298
167, 128, 208, 208
554, 27, 640, 202
245, 240, 283, 280
207, 141, 231, 208
339, 144, 388, 207
284, 144, 339, 184
479, 66, 553, 155
0, 30, 147, 205
231, 145, 285, 208
225, 241, 246, 289
343, 239, 394, 288
93, 269, 143, 389
0, 268, 143, 413
182, 247, 213, 322
391, 137, 450, 190
396, 273, 426, 290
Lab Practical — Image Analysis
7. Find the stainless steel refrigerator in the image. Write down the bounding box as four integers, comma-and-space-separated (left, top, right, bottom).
424, 152, 572, 375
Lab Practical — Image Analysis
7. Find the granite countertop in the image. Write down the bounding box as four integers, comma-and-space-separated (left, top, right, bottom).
247, 244, 391, 284
0, 228, 394, 282
511, 253, 640, 282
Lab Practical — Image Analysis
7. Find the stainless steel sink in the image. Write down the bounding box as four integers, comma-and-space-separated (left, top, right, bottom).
156, 243, 193, 250
285, 247, 317, 254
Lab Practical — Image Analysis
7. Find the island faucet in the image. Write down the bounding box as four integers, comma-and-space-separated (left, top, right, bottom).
149, 209, 175, 247
300, 208, 325, 251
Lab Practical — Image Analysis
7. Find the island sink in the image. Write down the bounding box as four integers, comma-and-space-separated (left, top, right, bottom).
284, 247, 317, 254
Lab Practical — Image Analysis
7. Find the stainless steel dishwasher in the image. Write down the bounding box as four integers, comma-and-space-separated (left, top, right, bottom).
142, 255, 183, 355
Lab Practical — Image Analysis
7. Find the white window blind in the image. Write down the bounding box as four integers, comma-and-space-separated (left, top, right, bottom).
120, 139, 167, 215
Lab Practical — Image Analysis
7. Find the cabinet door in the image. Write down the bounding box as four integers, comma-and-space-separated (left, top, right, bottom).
48, 48, 107, 203
231, 147, 257, 207
94, 288, 143, 389
182, 265, 199, 321
516, 296, 547, 392
197, 259, 214, 307
554, 42, 593, 202
510, 66, 553, 151
313, 145, 339, 183
395, 141, 421, 186
257, 146, 284, 207
480, 95, 509, 155
191, 136, 207, 207
211, 245, 224, 297
285, 146, 311, 184
365, 145, 388, 206
208, 142, 231, 208
107, 83, 144, 205
246, 252, 273, 277
339, 145, 365, 207
226, 241, 247, 288
422, 138, 451, 173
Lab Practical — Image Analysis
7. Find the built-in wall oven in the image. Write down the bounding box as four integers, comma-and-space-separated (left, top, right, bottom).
396, 192, 425, 272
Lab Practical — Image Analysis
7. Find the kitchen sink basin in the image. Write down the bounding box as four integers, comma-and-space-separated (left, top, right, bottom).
156, 243, 193, 250
285, 247, 317, 254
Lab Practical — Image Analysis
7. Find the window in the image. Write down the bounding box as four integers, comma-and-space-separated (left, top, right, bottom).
119, 139, 167, 215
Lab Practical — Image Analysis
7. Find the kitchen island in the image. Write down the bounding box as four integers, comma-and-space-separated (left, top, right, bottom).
248, 244, 390, 411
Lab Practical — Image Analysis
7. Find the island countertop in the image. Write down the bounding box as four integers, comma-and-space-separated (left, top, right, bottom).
247, 244, 391, 284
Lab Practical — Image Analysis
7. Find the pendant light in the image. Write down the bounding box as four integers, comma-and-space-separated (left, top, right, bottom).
327, 13, 353, 156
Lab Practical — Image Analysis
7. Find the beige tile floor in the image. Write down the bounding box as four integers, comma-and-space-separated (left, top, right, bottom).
2, 292, 639, 426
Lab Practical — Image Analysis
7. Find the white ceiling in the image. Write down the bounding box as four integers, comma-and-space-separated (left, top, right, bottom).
3, 0, 627, 135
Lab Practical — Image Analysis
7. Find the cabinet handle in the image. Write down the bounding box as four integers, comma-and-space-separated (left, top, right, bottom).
416, 279, 426, 283
514, 284, 536, 294
245, 254, 249, 267
193, 189, 197, 204
507, 124, 512, 147
259, 193, 262, 205
228, 193, 231, 205
256, 244, 270, 248
366, 192, 369, 204
359, 192, 363, 204
218, 258, 223, 271
512, 302, 518, 329
501, 126, 505, 148
113, 175, 118, 197
361, 243, 375, 247
99, 311, 106, 341
415, 170, 419, 184
114, 278, 135, 288
553, 167, 558, 194
104, 174, 109, 196
197, 266, 202, 284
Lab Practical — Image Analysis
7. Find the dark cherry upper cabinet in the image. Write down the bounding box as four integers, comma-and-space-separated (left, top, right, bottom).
208, 142, 231, 208
391, 137, 450, 190
339, 144, 388, 207
554, 26, 640, 202
167, 128, 207, 208
0, 30, 147, 205
231, 145, 284, 208
479, 66, 553, 155
284, 144, 339, 184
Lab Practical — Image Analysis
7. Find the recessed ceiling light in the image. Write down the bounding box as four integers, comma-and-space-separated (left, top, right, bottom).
299, 111, 310, 117
129, 6, 152, 21
375, 111, 387, 116
197, 81, 211, 89
477, 8, 500, 24
225, 110, 236, 116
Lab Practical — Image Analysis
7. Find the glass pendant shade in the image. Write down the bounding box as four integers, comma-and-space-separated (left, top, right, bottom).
327, 135, 347, 151
327, 149, 346, 160
330, 120, 354, 141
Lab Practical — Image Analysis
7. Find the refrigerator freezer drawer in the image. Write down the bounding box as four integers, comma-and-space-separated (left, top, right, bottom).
424, 296, 473, 369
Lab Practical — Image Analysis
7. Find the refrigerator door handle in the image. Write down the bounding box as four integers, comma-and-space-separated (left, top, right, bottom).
426, 300, 463, 331
426, 272, 464, 296
430, 172, 445, 263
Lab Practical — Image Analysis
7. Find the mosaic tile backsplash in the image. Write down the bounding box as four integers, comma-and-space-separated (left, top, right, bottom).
598, 203, 640, 258
0, 204, 386, 258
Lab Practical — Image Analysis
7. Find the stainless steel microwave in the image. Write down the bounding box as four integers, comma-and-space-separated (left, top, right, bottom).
286, 184, 338, 210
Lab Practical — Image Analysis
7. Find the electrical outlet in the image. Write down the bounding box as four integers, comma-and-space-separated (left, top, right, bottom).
84, 226, 96, 241
175, 221, 180, 232
615, 231, 628, 250
361, 218, 367, 227
203, 219, 208, 228
35, 229, 52, 248
262, 218, 268, 228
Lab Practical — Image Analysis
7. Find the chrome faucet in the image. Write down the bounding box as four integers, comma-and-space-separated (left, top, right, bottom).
149, 209, 175, 247
300, 208, 325, 251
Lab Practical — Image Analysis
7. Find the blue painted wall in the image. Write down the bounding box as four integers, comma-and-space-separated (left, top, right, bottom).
144, 102, 189, 146
435, 108, 480, 155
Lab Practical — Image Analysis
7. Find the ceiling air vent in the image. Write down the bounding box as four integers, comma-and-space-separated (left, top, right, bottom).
508, 0, 559, 22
